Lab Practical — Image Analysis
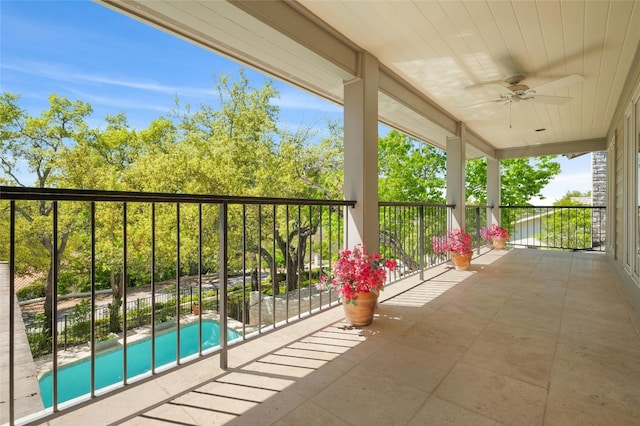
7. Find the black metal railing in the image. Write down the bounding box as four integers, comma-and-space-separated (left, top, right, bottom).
500, 205, 606, 251
1, 186, 355, 423
465, 205, 491, 253
378, 202, 454, 280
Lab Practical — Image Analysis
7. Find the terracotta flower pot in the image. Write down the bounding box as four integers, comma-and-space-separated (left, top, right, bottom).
492, 238, 506, 250
342, 291, 378, 326
451, 251, 472, 270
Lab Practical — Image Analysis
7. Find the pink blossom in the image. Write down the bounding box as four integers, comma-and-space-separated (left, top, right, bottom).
432, 229, 473, 255
318, 245, 397, 304
480, 224, 510, 241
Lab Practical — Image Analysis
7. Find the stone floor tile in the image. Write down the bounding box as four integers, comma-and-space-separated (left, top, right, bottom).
495, 296, 563, 334
434, 362, 546, 426
272, 401, 351, 426
313, 363, 429, 425
359, 341, 458, 393
437, 291, 507, 320
549, 357, 640, 419
173, 389, 259, 415
408, 396, 502, 426
544, 393, 640, 426
396, 309, 489, 358
196, 381, 278, 403
462, 322, 557, 387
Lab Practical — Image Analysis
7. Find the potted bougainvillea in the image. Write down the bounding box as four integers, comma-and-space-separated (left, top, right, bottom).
318, 245, 397, 326
432, 228, 474, 270
480, 224, 510, 250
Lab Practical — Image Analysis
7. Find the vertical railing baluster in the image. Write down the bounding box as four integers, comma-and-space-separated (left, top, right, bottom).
122, 203, 128, 384
272, 204, 277, 327
297, 205, 302, 319
343, 205, 347, 250
285, 205, 290, 322
419, 206, 425, 280
476, 206, 481, 254
175, 203, 180, 364
151, 203, 156, 373
198, 203, 203, 355
258, 204, 262, 333
318, 205, 323, 308
90, 202, 96, 398
308, 206, 313, 315
9, 200, 16, 425
327, 205, 332, 305
219, 202, 228, 370
242, 204, 247, 336
52, 201, 59, 411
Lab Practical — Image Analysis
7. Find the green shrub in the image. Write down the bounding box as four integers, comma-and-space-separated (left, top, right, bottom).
17, 280, 45, 301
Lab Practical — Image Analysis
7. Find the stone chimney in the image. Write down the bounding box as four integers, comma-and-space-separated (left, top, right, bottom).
592, 151, 606, 248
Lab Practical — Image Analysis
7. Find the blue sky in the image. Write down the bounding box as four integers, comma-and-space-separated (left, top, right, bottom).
1, 0, 591, 203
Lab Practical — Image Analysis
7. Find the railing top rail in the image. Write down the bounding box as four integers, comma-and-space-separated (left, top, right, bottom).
500, 204, 606, 209
378, 201, 456, 208
465, 205, 494, 208
0, 186, 356, 207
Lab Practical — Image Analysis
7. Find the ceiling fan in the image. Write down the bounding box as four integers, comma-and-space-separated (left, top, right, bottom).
483, 73, 585, 105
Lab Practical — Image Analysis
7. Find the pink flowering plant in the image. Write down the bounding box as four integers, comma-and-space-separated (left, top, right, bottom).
480, 224, 510, 241
432, 229, 473, 255
317, 245, 397, 304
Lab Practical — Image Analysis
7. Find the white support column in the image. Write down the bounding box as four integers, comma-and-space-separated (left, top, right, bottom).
446, 128, 466, 230
486, 157, 501, 226
344, 52, 379, 250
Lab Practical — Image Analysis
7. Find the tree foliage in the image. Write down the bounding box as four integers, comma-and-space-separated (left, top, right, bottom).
466, 156, 561, 205
378, 130, 445, 203
0, 93, 92, 337
538, 190, 593, 249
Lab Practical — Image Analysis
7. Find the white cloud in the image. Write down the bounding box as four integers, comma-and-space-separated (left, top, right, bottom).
533, 172, 592, 205
274, 87, 342, 113
2, 60, 217, 99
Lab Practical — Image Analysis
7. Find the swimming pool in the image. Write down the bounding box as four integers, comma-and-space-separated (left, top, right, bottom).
39, 320, 240, 408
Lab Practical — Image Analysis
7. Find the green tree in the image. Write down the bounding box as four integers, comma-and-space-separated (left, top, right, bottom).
378, 130, 446, 203
466, 156, 561, 205
539, 190, 593, 249
553, 190, 592, 206
0, 92, 92, 337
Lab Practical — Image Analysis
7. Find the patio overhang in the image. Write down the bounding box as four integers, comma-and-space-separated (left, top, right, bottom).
96, 0, 640, 160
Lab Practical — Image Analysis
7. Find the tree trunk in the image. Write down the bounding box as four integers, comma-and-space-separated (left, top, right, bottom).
43, 268, 54, 341
41, 232, 69, 341
109, 269, 124, 332
251, 268, 259, 291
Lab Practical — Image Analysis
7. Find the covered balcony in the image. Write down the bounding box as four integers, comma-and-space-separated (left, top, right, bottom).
4, 242, 639, 425
2, 1, 640, 425
63, 249, 640, 425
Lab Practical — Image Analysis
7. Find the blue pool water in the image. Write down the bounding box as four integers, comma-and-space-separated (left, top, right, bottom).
39, 321, 240, 408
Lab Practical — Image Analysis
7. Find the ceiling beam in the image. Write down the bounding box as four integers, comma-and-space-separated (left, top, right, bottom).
229, 0, 359, 80
498, 138, 607, 159
465, 127, 497, 159
378, 65, 459, 137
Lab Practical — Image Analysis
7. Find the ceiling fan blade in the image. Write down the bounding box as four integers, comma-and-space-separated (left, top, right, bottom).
531, 74, 584, 93
529, 95, 572, 105
461, 98, 505, 108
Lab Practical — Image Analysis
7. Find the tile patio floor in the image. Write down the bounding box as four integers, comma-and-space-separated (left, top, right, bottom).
41, 249, 640, 425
